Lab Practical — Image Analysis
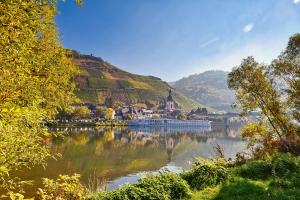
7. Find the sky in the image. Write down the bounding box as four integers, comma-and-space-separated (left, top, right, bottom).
56, 0, 300, 81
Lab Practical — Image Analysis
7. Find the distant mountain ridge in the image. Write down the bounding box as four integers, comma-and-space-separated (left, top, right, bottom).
72, 52, 205, 111
170, 70, 235, 112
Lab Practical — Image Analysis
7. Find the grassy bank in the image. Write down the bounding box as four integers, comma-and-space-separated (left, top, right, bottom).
31, 153, 300, 199
192, 154, 300, 199
87, 153, 300, 200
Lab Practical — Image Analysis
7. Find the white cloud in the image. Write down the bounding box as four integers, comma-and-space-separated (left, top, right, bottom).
293, 0, 300, 4
199, 37, 220, 48
185, 38, 287, 77
243, 23, 254, 33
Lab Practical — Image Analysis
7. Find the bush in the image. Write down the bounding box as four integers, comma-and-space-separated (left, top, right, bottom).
268, 153, 300, 189
137, 173, 191, 200
236, 153, 300, 180
236, 159, 272, 180
93, 184, 168, 200
181, 159, 228, 190
271, 153, 300, 176
89, 173, 191, 200
36, 174, 88, 200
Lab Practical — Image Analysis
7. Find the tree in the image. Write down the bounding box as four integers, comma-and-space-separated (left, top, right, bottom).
177, 113, 187, 120
228, 34, 300, 155
94, 107, 108, 119
0, 0, 80, 193
94, 107, 115, 120
106, 108, 115, 120
56, 108, 74, 120
151, 114, 160, 119
271, 33, 300, 133
124, 113, 133, 120
72, 106, 91, 119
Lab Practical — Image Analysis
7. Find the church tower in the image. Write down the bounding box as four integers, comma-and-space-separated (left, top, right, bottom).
165, 89, 175, 112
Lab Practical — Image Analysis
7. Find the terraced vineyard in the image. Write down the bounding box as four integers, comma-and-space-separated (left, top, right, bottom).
73, 52, 204, 111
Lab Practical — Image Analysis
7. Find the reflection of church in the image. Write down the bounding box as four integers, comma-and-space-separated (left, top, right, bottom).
165, 136, 175, 162
165, 89, 175, 112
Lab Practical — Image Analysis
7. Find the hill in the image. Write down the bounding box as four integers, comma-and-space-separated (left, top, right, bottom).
72, 52, 204, 111
170, 70, 235, 112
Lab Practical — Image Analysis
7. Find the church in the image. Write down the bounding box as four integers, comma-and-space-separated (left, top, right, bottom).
165, 89, 176, 112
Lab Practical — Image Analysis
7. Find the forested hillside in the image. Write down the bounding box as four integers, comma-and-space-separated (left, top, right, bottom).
171, 70, 235, 112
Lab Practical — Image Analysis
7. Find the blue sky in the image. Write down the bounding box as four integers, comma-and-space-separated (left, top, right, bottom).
56, 0, 300, 81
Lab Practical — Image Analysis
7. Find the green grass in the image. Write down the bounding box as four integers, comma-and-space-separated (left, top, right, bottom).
191, 186, 221, 200
191, 153, 300, 200
192, 178, 269, 200
192, 176, 300, 200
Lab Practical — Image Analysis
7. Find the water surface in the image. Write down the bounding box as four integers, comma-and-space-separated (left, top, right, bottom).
19, 123, 245, 195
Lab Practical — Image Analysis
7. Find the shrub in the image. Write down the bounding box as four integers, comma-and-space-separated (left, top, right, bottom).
94, 184, 168, 200
36, 174, 88, 200
236, 159, 272, 180
89, 173, 191, 200
181, 159, 228, 190
268, 153, 300, 189
271, 153, 300, 176
236, 153, 300, 180
137, 173, 191, 200
270, 172, 300, 188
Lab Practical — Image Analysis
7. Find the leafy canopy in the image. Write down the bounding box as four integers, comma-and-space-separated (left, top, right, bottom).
0, 0, 79, 193
228, 33, 300, 155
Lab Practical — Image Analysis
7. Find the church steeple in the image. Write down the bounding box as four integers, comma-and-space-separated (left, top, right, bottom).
165, 89, 175, 112
167, 89, 174, 101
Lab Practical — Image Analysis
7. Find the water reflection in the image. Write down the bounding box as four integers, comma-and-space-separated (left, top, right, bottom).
20, 124, 245, 195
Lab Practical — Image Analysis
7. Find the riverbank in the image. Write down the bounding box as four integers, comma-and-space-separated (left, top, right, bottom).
21, 150, 299, 199
87, 153, 300, 200
191, 154, 300, 199
48, 120, 128, 128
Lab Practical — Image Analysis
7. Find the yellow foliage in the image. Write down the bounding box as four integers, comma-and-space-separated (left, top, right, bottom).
107, 108, 115, 120
0, 0, 79, 193
240, 122, 269, 139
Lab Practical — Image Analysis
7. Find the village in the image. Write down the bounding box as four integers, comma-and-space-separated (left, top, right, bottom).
57, 89, 251, 127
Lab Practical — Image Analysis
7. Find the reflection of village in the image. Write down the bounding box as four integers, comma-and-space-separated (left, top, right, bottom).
49, 120, 244, 161
33, 122, 247, 194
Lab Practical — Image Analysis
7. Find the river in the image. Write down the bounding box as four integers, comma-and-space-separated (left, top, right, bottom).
17, 123, 246, 196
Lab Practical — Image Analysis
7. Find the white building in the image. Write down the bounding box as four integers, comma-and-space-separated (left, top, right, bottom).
128, 119, 211, 128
